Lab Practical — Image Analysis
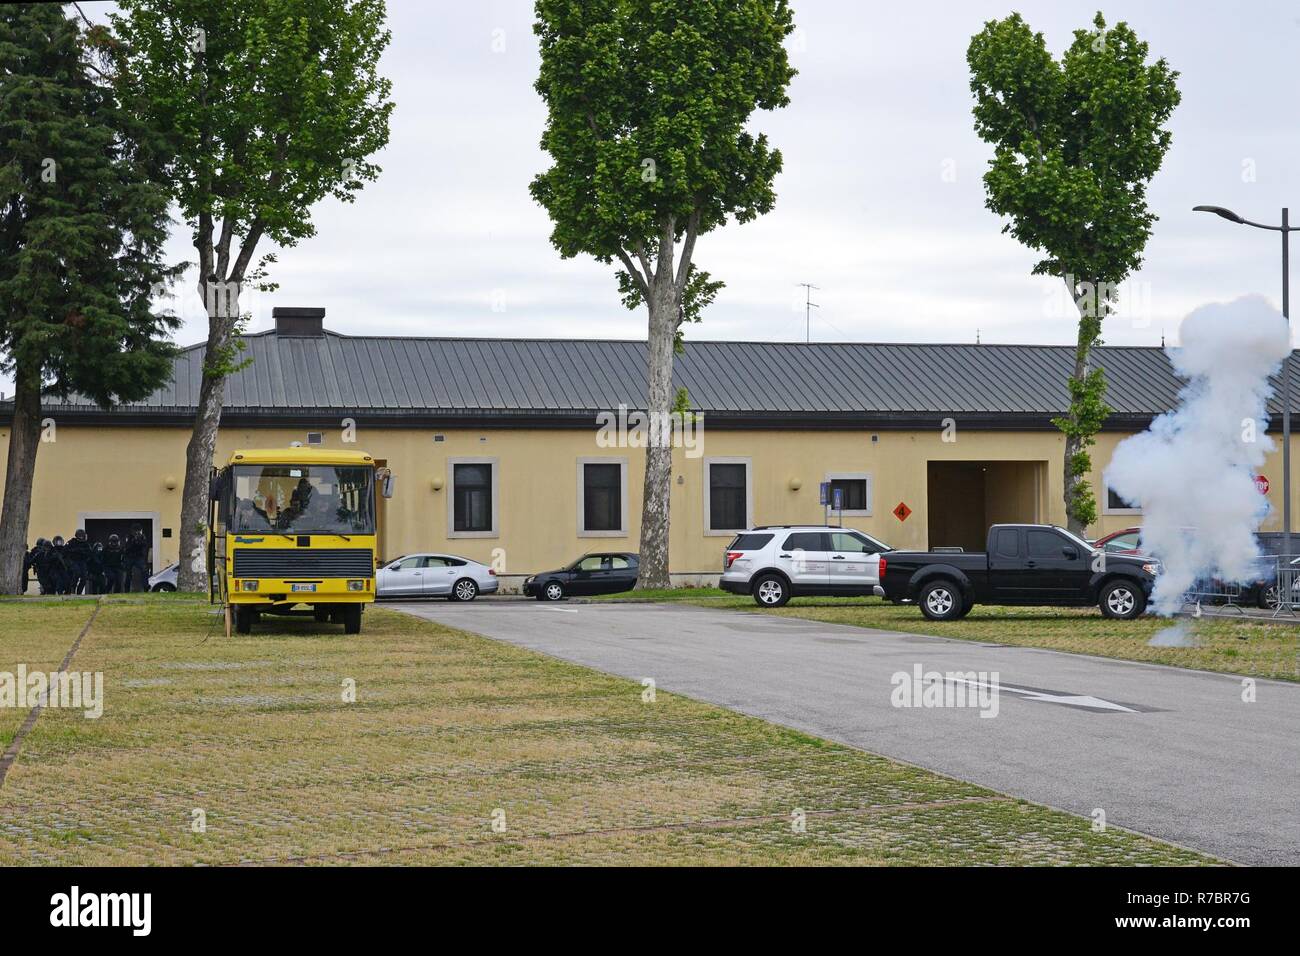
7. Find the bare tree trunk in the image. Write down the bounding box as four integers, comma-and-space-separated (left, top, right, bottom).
0, 366, 43, 595
176, 307, 237, 592
635, 289, 677, 589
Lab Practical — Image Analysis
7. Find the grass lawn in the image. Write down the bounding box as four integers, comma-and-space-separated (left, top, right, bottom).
594, 591, 1300, 682
0, 596, 1211, 865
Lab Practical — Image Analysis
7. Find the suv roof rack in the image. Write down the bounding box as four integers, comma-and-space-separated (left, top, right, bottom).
750, 524, 844, 530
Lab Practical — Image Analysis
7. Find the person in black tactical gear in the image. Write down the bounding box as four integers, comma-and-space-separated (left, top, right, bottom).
31, 539, 53, 594
103, 534, 125, 594
65, 529, 91, 595
22, 542, 38, 594
49, 536, 70, 594
87, 541, 107, 595
124, 524, 149, 592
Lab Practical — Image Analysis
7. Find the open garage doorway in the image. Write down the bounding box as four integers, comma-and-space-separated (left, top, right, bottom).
79, 511, 161, 584
926, 461, 1045, 552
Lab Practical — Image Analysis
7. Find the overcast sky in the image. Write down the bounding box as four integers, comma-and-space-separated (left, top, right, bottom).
55, 1, 1300, 364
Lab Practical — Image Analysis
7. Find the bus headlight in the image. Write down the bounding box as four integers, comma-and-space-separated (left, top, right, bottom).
239, 579, 259, 592
347, 580, 366, 592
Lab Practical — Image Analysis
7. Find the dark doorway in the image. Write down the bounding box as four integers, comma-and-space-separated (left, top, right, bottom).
84, 517, 155, 579
926, 461, 1044, 552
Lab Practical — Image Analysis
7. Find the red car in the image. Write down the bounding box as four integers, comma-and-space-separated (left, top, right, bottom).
1093, 527, 1143, 555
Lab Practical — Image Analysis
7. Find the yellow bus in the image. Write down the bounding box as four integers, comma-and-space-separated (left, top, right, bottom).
208, 448, 393, 634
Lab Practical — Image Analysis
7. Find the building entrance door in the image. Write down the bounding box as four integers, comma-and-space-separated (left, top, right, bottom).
926, 461, 1045, 552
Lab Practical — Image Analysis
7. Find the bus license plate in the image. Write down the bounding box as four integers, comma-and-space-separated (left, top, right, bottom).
291, 584, 318, 593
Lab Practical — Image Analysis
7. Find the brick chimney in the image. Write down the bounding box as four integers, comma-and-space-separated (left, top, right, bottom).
272, 307, 326, 337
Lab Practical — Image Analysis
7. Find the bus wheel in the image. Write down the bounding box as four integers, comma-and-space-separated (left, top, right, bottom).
233, 605, 256, 634
342, 603, 363, 635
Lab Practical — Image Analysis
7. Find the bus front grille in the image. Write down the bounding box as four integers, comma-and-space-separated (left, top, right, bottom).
232, 548, 374, 578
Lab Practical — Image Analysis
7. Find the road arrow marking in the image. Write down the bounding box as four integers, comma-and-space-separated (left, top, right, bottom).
948, 677, 1138, 713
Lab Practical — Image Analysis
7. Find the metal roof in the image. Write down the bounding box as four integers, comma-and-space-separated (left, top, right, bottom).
20, 328, 1300, 427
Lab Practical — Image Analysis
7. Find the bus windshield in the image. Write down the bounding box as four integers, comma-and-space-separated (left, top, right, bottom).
230, 464, 375, 535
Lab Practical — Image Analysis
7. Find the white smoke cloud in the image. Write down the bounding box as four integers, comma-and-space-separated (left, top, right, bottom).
1105, 294, 1291, 615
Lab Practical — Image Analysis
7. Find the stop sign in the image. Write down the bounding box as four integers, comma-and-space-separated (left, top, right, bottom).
1255, 474, 1270, 495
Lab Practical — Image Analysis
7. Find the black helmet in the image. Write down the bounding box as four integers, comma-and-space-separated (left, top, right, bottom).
131, 523, 143, 536
92, 542, 104, 554
36, 537, 48, 547
52, 535, 64, 547
107, 534, 121, 547
75, 528, 87, 541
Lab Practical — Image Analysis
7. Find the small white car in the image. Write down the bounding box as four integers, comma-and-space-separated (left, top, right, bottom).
148, 563, 178, 592
377, 553, 499, 601
719, 525, 890, 607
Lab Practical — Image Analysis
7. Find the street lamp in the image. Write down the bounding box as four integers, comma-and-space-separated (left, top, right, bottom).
1193, 204, 1295, 556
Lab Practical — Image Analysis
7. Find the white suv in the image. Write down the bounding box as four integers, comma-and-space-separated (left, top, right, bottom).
719, 526, 891, 607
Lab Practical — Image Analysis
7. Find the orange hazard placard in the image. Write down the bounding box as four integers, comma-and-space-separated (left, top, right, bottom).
893, 501, 912, 522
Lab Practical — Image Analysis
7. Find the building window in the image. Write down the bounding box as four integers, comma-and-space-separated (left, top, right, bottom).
1103, 485, 1141, 515
705, 458, 751, 534
448, 458, 498, 537
577, 458, 627, 536
824, 472, 873, 515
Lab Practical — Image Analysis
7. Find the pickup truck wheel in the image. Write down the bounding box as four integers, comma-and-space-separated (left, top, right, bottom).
957, 595, 976, 619
919, 581, 961, 621
1100, 581, 1146, 619
752, 574, 790, 608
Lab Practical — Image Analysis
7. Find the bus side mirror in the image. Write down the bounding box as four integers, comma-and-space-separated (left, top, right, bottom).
377, 468, 395, 499
208, 470, 221, 503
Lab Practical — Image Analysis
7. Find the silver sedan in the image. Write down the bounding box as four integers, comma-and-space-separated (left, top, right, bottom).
377, 553, 499, 601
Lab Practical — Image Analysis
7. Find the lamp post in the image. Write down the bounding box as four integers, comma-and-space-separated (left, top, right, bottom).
1193, 205, 1295, 557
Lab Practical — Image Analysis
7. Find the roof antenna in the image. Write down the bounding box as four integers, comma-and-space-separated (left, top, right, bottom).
976, 328, 981, 345
797, 283, 819, 343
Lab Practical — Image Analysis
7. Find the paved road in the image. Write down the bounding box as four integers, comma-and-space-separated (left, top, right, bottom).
389, 600, 1300, 864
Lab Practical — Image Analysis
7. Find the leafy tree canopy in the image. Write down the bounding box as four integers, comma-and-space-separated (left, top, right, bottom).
107, 0, 394, 269
968, 11, 1180, 286
530, 0, 795, 297
0, 2, 179, 406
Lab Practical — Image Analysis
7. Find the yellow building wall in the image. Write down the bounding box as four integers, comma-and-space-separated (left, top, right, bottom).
1, 420, 1296, 582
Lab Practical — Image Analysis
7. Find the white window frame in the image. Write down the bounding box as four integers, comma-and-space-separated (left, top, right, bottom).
576, 457, 629, 537
823, 471, 873, 517
703, 456, 753, 536
447, 457, 499, 538
1102, 483, 1142, 516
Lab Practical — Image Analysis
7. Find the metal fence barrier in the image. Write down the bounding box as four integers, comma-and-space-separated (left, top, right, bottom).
1271, 561, 1300, 619
1176, 553, 1300, 618
1181, 578, 1249, 615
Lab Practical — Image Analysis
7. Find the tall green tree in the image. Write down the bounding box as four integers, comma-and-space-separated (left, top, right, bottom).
531, 0, 795, 588
109, 0, 394, 589
0, 2, 180, 594
967, 12, 1180, 533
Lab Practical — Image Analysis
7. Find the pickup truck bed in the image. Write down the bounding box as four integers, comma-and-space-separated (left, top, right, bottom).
880, 523, 1157, 621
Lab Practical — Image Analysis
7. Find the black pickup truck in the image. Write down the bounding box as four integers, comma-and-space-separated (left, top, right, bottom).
880, 523, 1159, 621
